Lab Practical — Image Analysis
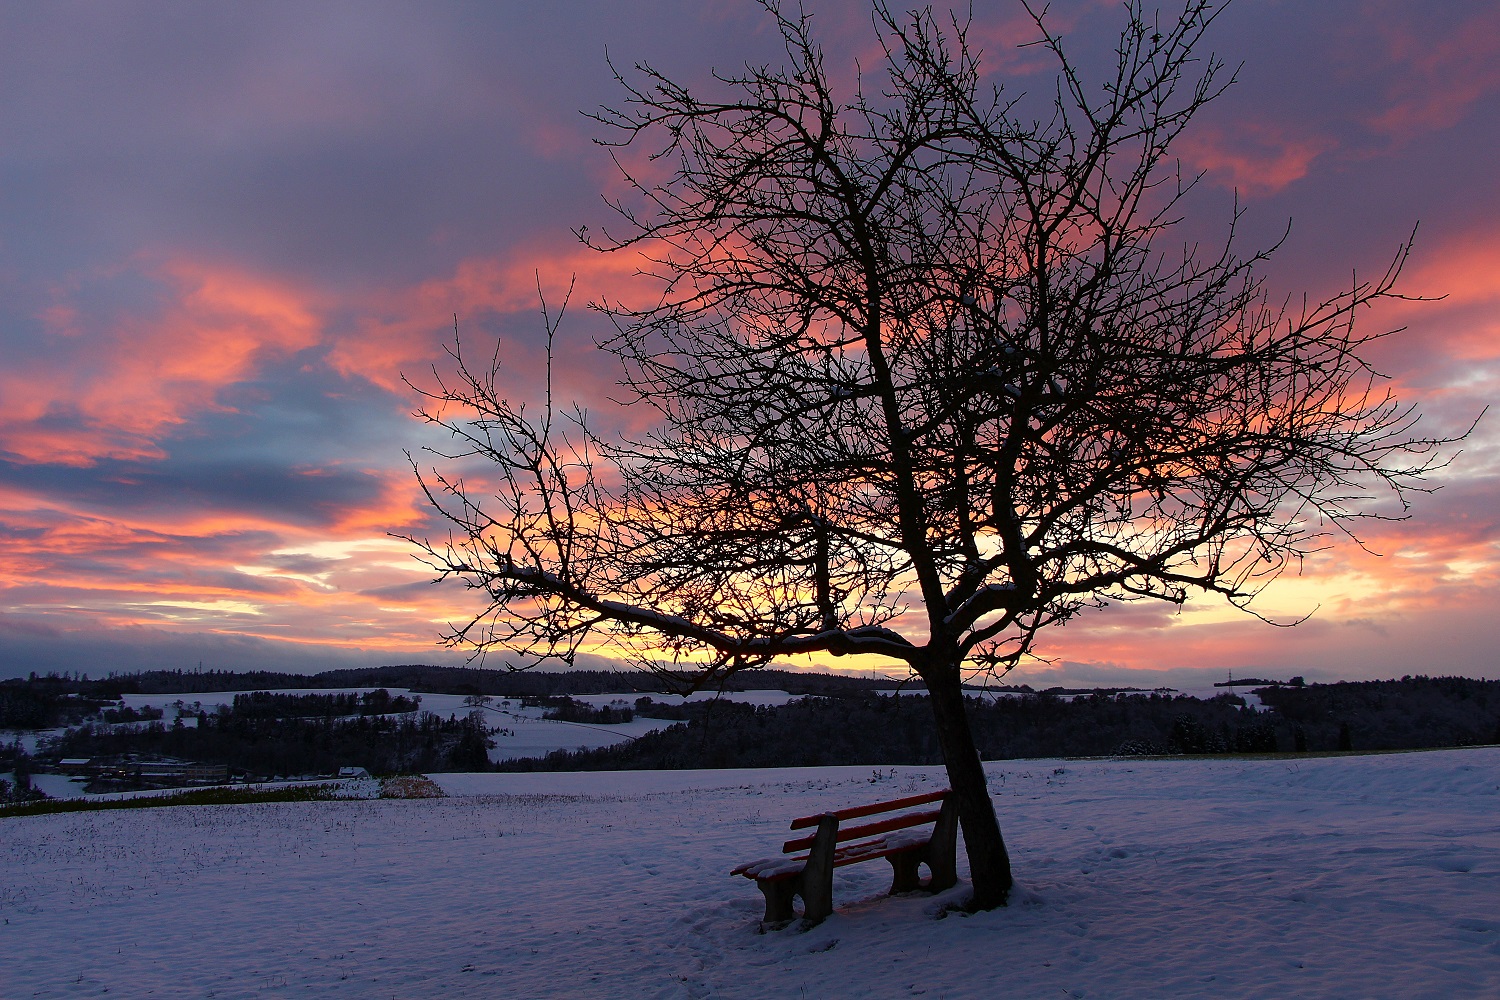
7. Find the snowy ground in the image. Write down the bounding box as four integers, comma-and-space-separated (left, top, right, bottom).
5, 748, 1497, 998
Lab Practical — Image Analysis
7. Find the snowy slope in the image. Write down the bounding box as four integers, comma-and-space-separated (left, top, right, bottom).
5, 748, 1498, 999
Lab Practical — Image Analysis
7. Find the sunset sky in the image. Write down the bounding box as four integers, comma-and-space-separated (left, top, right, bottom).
1, 1, 1496, 686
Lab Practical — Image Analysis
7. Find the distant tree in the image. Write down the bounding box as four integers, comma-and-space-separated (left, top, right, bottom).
405, 2, 1462, 908
9, 739, 34, 788
449, 716, 494, 771
1169, 715, 1223, 755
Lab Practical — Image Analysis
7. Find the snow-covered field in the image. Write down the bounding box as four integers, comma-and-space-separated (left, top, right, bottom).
5, 748, 1497, 999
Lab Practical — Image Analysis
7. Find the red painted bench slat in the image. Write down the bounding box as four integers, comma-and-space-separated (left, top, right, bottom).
788, 788, 948, 829
781, 807, 942, 854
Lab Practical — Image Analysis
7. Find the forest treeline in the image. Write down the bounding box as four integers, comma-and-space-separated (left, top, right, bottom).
1254, 677, 1499, 750
2, 664, 905, 726
500, 677, 1500, 772
3, 664, 920, 730
230, 689, 421, 719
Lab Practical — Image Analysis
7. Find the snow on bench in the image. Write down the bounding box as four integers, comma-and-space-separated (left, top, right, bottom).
731, 788, 958, 927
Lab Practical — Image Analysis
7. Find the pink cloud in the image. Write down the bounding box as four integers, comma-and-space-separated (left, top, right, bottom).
1176, 122, 1333, 195
328, 241, 656, 396
1362, 4, 1500, 136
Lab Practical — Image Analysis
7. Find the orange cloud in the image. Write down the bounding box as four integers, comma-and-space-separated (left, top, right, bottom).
1021, 466, 1500, 678
1414, 252, 1500, 310
324, 467, 431, 535
1344, 231, 1500, 394
0, 480, 470, 657
0, 260, 323, 466
152, 260, 322, 380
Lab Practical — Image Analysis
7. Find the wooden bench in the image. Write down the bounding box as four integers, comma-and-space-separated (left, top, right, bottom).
731, 789, 958, 926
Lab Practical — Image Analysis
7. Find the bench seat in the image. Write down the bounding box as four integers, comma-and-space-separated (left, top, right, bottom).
732, 825, 937, 881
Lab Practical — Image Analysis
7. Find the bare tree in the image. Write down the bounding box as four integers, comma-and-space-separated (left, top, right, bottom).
403, 1, 1461, 910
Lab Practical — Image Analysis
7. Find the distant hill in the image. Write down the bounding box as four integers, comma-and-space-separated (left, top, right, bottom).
64, 663, 908, 699
502, 675, 1500, 772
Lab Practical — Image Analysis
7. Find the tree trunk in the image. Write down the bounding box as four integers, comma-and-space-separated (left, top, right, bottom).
926, 668, 1013, 909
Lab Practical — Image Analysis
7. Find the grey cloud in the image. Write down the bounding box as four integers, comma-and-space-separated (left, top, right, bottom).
0, 613, 450, 680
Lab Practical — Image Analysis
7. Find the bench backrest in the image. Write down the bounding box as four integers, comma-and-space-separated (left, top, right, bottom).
781, 789, 949, 854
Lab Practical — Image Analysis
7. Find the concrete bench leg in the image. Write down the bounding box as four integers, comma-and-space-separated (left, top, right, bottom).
800, 814, 839, 925
887, 850, 924, 893
755, 878, 798, 926
926, 795, 959, 892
